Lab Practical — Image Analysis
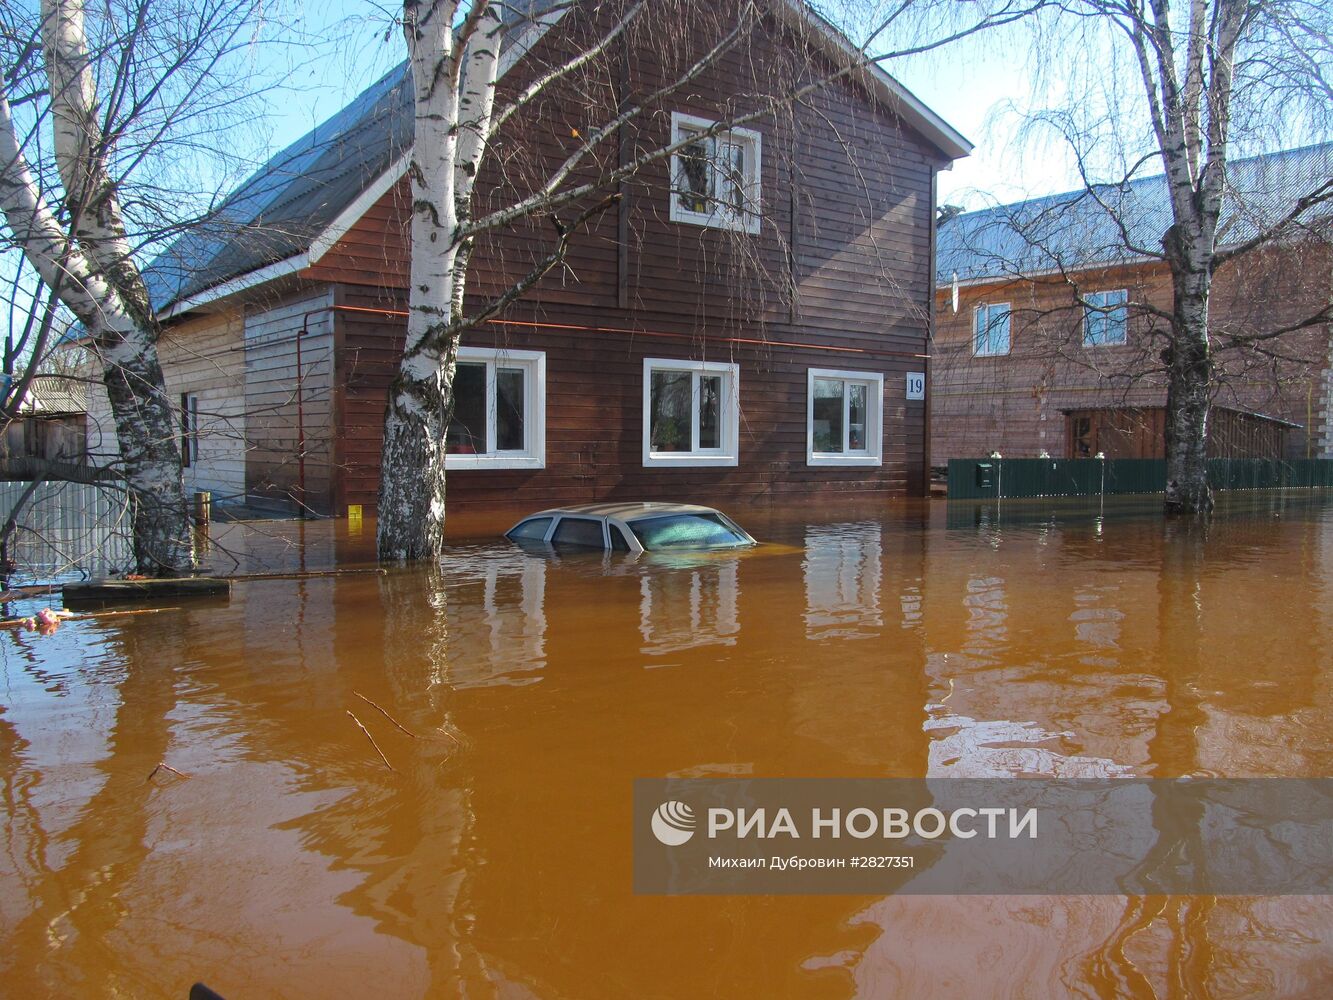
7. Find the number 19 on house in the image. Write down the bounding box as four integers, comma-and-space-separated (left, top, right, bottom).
906, 373, 926, 400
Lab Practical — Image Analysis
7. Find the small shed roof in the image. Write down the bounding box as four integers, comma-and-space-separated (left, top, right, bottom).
12, 375, 88, 415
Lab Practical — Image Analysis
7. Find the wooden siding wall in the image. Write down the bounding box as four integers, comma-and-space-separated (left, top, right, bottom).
1205, 407, 1291, 459
1065, 407, 1167, 459
243, 288, 336, 512
83, 310, 248, 502
305, 3, 941, 511
1, 416, 86, 463
931, 243, 1333, 464
1064, 406, 1290, 460
160, 312, 248, 501
335, 290, 927, 513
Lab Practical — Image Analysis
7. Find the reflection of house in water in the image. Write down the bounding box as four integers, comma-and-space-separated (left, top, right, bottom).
638, 559, 738, 658
440, 549, 547, 687
802, 522, 883, 639
960, 574, 1008, 657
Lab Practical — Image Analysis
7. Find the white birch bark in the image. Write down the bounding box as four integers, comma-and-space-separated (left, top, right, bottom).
378, 0, 485, 561
41, 0, 152, 314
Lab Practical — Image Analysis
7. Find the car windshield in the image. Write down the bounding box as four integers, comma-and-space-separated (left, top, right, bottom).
506, 516, 553, 541
628, 513, 751, 550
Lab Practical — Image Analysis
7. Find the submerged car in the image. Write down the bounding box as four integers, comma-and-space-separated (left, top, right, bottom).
505, 502, 757, 554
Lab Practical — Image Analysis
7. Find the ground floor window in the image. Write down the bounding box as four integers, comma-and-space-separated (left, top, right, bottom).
642, 358, 740, 467
446, 348, 545, 469
806, 368, 883, 466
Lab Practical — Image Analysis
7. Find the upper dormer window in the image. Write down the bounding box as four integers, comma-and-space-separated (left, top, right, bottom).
670, 112, 761, 234
1083, 289, 1128, 346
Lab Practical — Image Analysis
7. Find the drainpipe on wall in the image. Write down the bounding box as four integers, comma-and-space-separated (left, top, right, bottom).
289, 302, 410, 518
296, 311, 308, 517
924, 166, 938, 496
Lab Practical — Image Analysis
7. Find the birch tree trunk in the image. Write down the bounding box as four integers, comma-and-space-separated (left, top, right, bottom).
1121, 0, 1251, 515
1162, 226, 1215, 514
378, 0, 500, 561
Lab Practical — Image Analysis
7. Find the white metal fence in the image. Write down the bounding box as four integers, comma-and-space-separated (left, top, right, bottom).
0, 479, 134, 583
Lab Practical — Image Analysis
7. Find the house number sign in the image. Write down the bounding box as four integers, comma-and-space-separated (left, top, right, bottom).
906, 373, 925, 400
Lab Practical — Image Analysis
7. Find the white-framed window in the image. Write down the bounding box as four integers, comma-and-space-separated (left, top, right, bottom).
642, 358, 740, 467
973, 302, 1011, 356
179, 392, 199, 468
669, 112, 761, 234
1083, 289, 1128, 346
445, 347, 545, 469
806, 368, 884, 467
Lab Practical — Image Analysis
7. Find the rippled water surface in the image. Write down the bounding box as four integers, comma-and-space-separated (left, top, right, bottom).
2, 493, 1330, 997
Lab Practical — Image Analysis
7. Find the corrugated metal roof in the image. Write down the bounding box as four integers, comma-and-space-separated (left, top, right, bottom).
937, 142, 1333, 285
144, 64, 413, 311
14, 375, 87, 414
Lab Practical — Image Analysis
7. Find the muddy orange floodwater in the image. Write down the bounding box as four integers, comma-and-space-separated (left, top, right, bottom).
2, 493, 1330, 998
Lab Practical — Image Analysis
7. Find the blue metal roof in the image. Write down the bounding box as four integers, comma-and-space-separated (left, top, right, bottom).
144, 63, 413, 310
937, 142, 1333, 284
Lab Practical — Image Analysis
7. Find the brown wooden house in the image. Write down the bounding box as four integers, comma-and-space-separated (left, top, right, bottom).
930, 143, 1333, 469
81, 1, 968, 515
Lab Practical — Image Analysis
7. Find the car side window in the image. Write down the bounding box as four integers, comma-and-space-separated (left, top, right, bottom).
609, 525, 632, 552
551, 517, 605, 549
507, 516, 553, 541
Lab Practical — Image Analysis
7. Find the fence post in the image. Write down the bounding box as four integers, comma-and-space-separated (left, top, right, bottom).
193, 491, 211, 530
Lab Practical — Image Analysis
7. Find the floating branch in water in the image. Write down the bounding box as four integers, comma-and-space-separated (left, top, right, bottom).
146, 762, 192, 783
353, 690, 457, 746
435, 722, 468, 749
346, 710, 396, 772
354, 691, 423, 739
1, 607, 180, 629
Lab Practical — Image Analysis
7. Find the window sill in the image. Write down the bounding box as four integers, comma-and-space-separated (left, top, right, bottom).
643, 452, 738, 468
807, 454, 883, 467
445, 454, 544, 470
669, 205, 761, 235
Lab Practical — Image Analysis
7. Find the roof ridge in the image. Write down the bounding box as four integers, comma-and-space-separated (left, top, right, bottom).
950, 139, 1333, 223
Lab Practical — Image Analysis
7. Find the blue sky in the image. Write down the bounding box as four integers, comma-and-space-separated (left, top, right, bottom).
893, 39, 1085, 209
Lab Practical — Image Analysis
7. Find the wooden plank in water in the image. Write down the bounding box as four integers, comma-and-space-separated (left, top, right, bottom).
63, 577, 231, 608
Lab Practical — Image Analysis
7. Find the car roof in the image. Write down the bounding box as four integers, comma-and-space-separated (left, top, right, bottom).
520, 502, 726, 522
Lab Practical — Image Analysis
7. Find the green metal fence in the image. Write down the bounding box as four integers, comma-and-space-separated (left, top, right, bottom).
947, 458, 1333, 500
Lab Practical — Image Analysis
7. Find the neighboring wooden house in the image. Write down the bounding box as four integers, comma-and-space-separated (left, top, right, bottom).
81, 1, 968, 515
931, 143, 1333, 467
